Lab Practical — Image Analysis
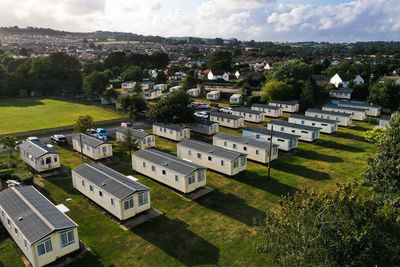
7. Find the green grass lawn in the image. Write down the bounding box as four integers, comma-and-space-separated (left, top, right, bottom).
0, 120, 375, 266
0, 98, 126, 135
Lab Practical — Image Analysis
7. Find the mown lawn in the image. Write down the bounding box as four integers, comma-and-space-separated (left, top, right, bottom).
0, 119, 375, 266
0, 98, 125, 135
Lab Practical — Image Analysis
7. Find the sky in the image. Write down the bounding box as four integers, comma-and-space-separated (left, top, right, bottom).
0, 0, 399, 42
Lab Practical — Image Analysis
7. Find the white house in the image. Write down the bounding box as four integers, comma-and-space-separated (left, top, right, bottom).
322, 104, 368, 121
72, 163, 151, 221
72, 134, 113, 160
329, 89, 353, 99
185, 119, 219, 135
19, 140, 60, 173
144, 88, 162, 100
132, 149, 207, 194
122, 81, 136, 89
154, 84, 168, 91
231, 107, 265, 123
152, 123, 190, 141
0, 186, 79, 267
288, 114, 338, 134
169, 86, 183, 93
338, 101, 381, 117
206, 91, 220, 101
353, 75, 365, 85
269, 100, 300, 113
209, 112, 245, 129
251, 104, 282, 118
213, 133, 278, 164
230, 94, 243, 105
305, 109, 352, 127
243, 126, 299, 151
116, 127, 155, 149
187, 88, 201, 97
208, 70, 228, 81
264, 62, 273, 70
177, 139, 247, 176
330, 73, 364, 88
267, 120, 320, 142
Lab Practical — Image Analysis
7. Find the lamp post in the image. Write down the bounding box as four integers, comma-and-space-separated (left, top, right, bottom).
267, 125, 273, 181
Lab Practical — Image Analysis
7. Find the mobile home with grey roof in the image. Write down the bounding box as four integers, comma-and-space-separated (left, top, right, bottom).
267, 120, 320, 142
152, 122, 190, 141
116, 127, 155, 149
288, 114, 338, 134
19, 140, 60, 172
305, 109, 352, 127
251, 103, 282, 118
243, 126, 298, 151
72, 133, 113, 160
269, 100, 299, 113
322, 104, 367, 121
231, 107, 265, 123
185, 119, 219, 135
209, 111, 244, 129
338, 101, 381, 116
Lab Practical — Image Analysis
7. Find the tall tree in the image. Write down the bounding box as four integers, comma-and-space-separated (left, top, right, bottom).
261, 80, 293, 103
368, 79, 400, 110
0, 136, 20, 156
73, 115, 94, 133
121, 66, 143, 82
119, 94, 148, 121
82, 71, 108, 97
119, 128, 139, 155
206, 50, 232, 71
299, 82, 315, 111
182, 70, 197, 90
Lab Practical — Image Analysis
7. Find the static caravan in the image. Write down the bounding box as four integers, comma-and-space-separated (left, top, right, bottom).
305, 109, 352, 127
213, 133, 278, 164
268, 100, 300, 113
322, 104, 367, 121
187, 88, 201, 97
206, 91, 220, 101
154, 84, 168, 91
141, 81, 154, 90
338, 101, 382, 116
72, 163, 151, 221
251, 104, 282, 118
231, 107, 265, 123
152, 122, 190, 141
122, 81, 136, 89
116, 127, 155, 149
209, 112, 245, 129
132, 149, 206, 194
0, 186, 79, 267
144, 88, 162, 100
377, 116, 391, 129
185, 119, 219, 135
288, 114, 338, 134
267, 120, 320, 142
177, 139, 247, 176
170, 86, 183, 93
230, 94, 243, 105
329, 89, 353, 99
243, 126, 299, 151
19, 140, 60, 172
72, 134, 113, 160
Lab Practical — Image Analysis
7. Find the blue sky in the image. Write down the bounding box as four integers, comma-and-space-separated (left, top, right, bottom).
0, 0, 399, 42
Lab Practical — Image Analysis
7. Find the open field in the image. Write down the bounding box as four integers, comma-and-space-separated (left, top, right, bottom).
0, 98, 126, 135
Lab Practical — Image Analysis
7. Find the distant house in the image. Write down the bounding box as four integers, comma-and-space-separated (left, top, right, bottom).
331, 60, 340, 66
322, 104, 367, 121
243, 126, 299, 151
72, 163, 151, 221
177, 139, 247, 176
269, 100, 300, 113
72, 134, 113, 160
305, 109, 352, 127
329, 89, 353, 99
122, 81, 136, 89
251, 104, 282, 118
141, 81, 154, 90
209, 112, 244, 129
185, 119, 219, 135
392, 68, 400, 77
264, 62, 273, 70
312, 75, 329, 86
206, 91, 220, 101
116, 127, 155, 149
231, 107, 265, 123
19, 140, 60, 173
154, 84, 168, 91
152, 123, 190, 141
169, 86, 183, 93
0, 186, 79, 267
208, 70, 228, 81
144, 88, 162, 100
288, 114, 338, 134
213, 133, 278, 164
230, 94, 243, 105
187, 88, 201, 97
381, 76, 400, 85
267, 120, 320, 142
132, 149, 207, 194
338, 101, 381, 117
330, 73, 364, 88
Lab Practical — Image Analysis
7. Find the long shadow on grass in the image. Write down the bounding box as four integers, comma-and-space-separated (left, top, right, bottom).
195, 190, 266, 226
295, 150, 344, 163
0, 98, 45, 107
273, 161, 331, 181
316, 140, 365, 153
333, 132, 367, 143
131, 216, 219, 266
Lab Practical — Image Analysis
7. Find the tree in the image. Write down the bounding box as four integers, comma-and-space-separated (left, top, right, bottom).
119, 128, 139, 155
0, 136, 20, 155
241, 82, 251, 103
74, 115, 94, 133
255, 184, 400, 266
82, 71, 108, 97
182, 71, 197, 90
104, 51, 126, 75
206, 50, 232, 71
368, 79, 400, 110
148, 90, 195, 123
119, 94, 147, 121
150, 52, 170, 69
364, 128, 386, 143
299, 83, 315, 111
121, 66, 143, 82
261, 80, 293, 103
153, 71, 167, 84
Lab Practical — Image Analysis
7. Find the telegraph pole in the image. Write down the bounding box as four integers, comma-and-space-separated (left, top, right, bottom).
267, 125, 273, 181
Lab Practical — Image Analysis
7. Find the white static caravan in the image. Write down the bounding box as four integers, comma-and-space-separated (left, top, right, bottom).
206, 91, 220, 101
177, 139, 247, 176
185, 119, 219, 136
305, 109, 352, 127
213, 133, 279, 164
288, 114, 338, 134
116, 127, 156, 149
230, 94, 243, 105
251, 103, 282, 118
322, 104, 368, 121
19, 140, 60, 172
169, 86, 183, 93
152, 122, 190, 141
0, 186, 79, 267
376, 116, 392, 129
329, 89, 353, 100
268, 100, 300, 113
72, 163, 151, 221
243, 126, 299, 152
231, 107, 265, 123
209, 112, 245, 129
154, 84, 168, 91
338, 101, 382, 117
141, 81, 154, 90
144, 88, 162, 100
187, 88, 201, 97
122, 81, 136, 89
132, 149, 206, 194
267, 120, 320, 142
72, 134, 113, 160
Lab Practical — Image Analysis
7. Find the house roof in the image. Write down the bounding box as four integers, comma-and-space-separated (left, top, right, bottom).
72, 134, 110, 148
252, 103, 280, 110
230, 94, 242, 98
116, 127, 151, 139
214, 133, 277, 149
323, 104, 368, 112
232, 107, 263, 115
146, 88, 161, 93
244, 126, 299, 139
187, 119, 218, 127
269, 100, 299, 105
73, 163, 149, 201
330, 89, 354, 93
268, 120, 320, 132
133, 149, 205, 176
153, 122, 188, 132
0, 186, 77, 244
312, 75, 329, 81
339, 101, 381, 109
179, 139, 246, 160
210, 70, 226, 76
290, 114, 338, 124
210, 111, 242, 120
337, 74, 354, 82
19, 140, 59, 159
207, 91, 220, 95
306, 109, 352, 118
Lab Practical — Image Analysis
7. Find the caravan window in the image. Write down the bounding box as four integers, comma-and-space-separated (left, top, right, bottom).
37, 238, 53, 256
124, 198, 134, 210
60, 230, 75, 248
139, 192, 149, 206
46, 157, 51, 164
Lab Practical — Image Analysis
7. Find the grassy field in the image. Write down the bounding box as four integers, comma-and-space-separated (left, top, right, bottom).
0, 118, 375, 266
0, 98, 126, 135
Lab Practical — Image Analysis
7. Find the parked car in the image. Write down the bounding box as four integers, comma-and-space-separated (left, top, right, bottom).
195, 111, 209, 119
210, 108, 220, 113
220, 107, 233, 113
86, 129, 104, 140
96, 128, 110, 138
27, 136, 39, 141
50, 135, 68, 145
198, 103, 210, 109
121, 122, 134, 128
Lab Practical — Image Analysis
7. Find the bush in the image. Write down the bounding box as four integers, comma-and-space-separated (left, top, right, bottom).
0, 169, 13, 180
247, 95, 261, 104
220, 92, 232, 100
